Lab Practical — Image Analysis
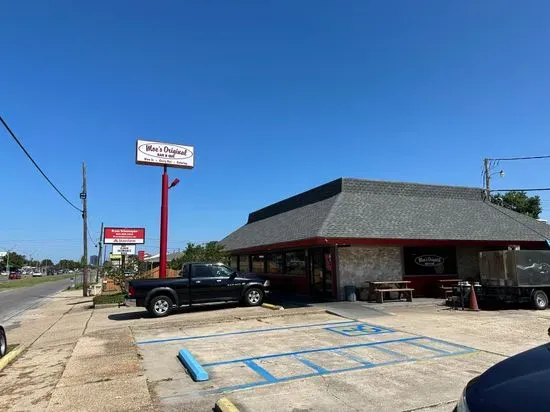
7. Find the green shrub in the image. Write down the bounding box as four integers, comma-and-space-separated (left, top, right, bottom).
93, 293, 125, 305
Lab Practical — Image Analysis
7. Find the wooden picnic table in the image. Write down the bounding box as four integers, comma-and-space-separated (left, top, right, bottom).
367, 281, 414, 303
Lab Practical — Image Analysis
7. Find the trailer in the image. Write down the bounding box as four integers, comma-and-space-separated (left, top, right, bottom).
478, 250, 550, 310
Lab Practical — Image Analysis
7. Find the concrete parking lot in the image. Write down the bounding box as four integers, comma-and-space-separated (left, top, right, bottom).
2, 293, 550, 411
128, 301, 550, 412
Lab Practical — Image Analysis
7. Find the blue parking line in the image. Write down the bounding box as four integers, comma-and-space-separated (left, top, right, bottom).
333, 349, 374, 366
404, 340, 450, 355
325, 323, 394, 337
370, 344, 407, 358
158, 337, 476, 401
244, 360, 277, 382
136, 320, 359, 345
295, 356, 329, 373
202, 336, 422, 367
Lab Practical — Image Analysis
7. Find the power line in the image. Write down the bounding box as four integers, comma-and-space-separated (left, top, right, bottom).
490, 188, 550, 192
87, 227, 97, 248
488, 155, 550, 161
0, 115, 83, 213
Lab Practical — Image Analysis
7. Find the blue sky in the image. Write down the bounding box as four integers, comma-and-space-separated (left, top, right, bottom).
2, 1, 550, 261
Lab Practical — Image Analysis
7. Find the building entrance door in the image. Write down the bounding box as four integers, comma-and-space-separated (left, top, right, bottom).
309, 248, 333, 298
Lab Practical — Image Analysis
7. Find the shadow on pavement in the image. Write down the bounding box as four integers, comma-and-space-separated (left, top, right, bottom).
108, 301, 242, 321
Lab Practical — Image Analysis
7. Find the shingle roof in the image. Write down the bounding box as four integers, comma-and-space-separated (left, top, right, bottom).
220, 178, 550, 251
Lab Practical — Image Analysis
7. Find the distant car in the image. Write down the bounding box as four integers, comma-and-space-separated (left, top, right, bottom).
455, 336, 550, 411
0, 326, 6, 358
32, 271, 43, 277
8, 270, 21, 280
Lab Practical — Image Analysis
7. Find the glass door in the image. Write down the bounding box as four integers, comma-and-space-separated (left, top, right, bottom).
310, 248, 333, 298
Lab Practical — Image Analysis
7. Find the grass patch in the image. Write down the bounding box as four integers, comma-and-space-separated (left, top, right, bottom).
93, 293, 125, 305
0, 274, 73, 290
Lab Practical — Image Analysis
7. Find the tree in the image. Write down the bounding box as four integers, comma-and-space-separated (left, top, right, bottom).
41, 259, 54, 267
1, 252, 26, 270
169, 241, 229, 270
492, 191, 542, 219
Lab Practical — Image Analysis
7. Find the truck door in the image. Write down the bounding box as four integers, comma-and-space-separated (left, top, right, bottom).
190, 264, 241, 303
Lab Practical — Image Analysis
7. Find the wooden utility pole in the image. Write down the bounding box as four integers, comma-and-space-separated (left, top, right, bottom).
96, 222, 104, 283
483, 158, 490, 199
81, 162, 88, 297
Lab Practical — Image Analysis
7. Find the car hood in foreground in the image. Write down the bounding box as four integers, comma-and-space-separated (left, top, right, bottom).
466, 343, 550, 411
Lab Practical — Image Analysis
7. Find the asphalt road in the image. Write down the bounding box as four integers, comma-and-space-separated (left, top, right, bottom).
0, 277, 74, 327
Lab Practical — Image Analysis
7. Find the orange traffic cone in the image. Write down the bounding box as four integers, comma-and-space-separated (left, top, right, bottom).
469, 284, 479, 311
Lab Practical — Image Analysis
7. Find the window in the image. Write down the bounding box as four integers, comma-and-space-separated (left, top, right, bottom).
230, 255, 238, 270
211, 265, 234, 277
403, 246, 457, 275
251, 255, 265, 273
266, 253, 284, 273
285, 250, 306, 275
239, 255, 249, 272
192, 264, 215, 278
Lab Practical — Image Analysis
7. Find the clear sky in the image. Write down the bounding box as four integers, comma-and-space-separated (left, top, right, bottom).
2, 1, 550, 261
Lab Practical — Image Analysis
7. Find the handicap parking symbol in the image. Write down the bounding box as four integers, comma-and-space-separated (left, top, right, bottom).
325, 323, 393, 337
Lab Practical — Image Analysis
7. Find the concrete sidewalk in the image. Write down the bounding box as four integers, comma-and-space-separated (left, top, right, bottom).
0, 290, 153, 411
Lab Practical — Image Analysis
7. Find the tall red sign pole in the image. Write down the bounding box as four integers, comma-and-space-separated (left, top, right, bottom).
159, 165, 169, 278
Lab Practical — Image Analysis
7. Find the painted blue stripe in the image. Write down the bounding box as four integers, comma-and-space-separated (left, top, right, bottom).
417, 336, 477, 352
370, 344, 407, 359
160, 357, 414, 400
159, 342, 478, 401
202, 336, 422, 367
333, 349, 373, 365
177, 349, 209, 382
295, 356, 329, 373
136, 320, 359, 345
404, 340, 450, 355
244, 360, 277, 382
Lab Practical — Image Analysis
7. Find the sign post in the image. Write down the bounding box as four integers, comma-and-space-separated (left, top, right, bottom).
135, 139, 193, 278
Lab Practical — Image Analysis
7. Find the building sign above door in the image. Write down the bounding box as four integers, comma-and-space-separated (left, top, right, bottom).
414, 255, 445, 267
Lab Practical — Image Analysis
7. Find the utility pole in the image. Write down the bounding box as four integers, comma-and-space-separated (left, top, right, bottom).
483, 158, 490, 199
81, 162, 88, 297
96, 222, 104, 283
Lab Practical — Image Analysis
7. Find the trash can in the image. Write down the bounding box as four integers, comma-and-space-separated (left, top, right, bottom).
344, 286, 357, 302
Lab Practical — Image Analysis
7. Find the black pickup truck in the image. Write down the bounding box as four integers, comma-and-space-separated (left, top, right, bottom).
126, 262, 270, 317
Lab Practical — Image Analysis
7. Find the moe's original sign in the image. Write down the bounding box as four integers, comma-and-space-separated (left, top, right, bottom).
414, 255, 445, 267
136, 139, 194, 169
104, 227, 145, 244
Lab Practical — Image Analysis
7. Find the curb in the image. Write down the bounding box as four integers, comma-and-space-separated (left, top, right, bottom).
93, 303, 120, 309
261, 303, 284, 311
0, 345, 25, 372
215, 397, 240, 412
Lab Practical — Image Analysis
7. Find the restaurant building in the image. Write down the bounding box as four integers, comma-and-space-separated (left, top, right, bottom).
220, 178, 550, 299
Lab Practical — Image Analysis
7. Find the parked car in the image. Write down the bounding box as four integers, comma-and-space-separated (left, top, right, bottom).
8, 270, 21, 280
126, 262, 270, 317
32, 271, 43, 277
0, 326, 6, 358
455, 335, 550, 411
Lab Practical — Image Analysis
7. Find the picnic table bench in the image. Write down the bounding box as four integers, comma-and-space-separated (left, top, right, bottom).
367, 281, 414, 303
438, 279, 461, 298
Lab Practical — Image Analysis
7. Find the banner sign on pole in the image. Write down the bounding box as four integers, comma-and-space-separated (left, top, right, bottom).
104, 227, 145, 244
112, 245, 137, 255
136, 139, 194, 169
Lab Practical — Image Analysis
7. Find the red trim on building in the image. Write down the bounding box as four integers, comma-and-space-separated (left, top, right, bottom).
228, 237, 546, 254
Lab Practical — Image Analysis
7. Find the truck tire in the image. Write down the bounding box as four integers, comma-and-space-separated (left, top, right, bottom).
244, 287, 264, 306
0, 328, 6, 358
532, 290, 548, 310
148, 295, 174, 317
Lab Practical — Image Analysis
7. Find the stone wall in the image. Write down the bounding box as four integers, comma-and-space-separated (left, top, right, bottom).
457, 247, 480, 279
337, 246, 402, 299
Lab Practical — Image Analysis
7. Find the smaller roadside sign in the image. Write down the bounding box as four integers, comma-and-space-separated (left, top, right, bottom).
109, 253, 122, 261
104, 227, 145, 244
112, 245, 137, 255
